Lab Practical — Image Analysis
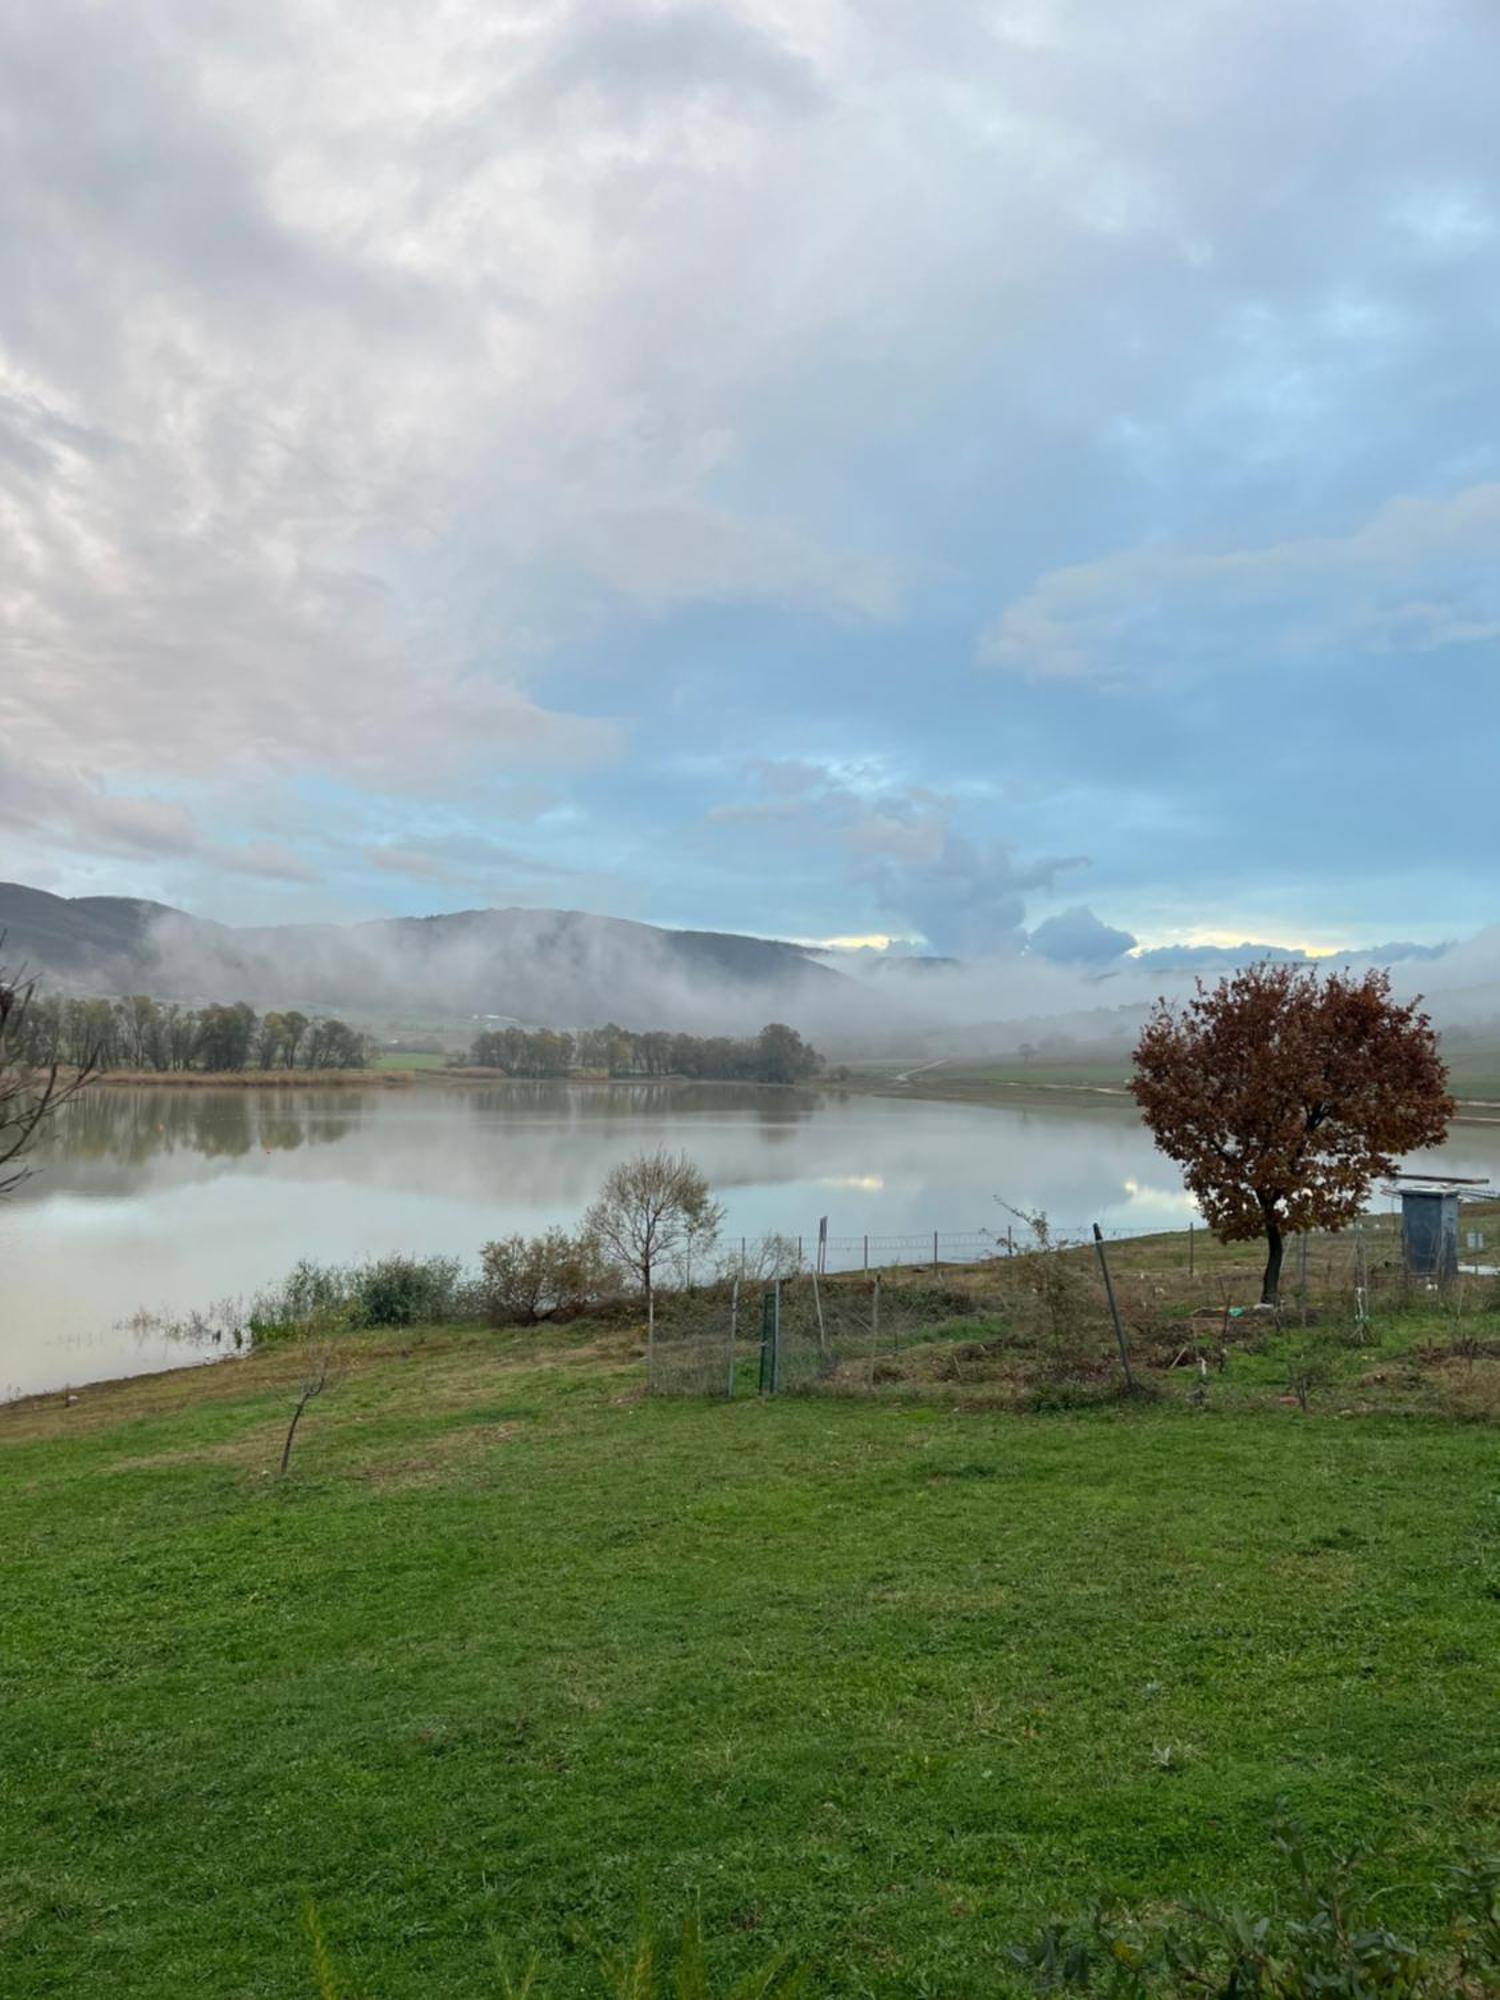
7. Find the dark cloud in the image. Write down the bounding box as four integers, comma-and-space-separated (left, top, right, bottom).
1028, 907, 1136, 965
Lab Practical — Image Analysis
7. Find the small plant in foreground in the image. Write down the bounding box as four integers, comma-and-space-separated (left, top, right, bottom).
1284, 1338, 1334, 1413
279, 1338, 341, 1475
1008, 1819, 1500, 1996
303, 1904, 809, 1997
999, 1203, 1104, 1387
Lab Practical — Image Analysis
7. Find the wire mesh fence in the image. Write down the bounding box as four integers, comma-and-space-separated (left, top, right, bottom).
645, 1273, 963, 1398
721, 1221, 1160, 1280
645, 1209, 1500, 1401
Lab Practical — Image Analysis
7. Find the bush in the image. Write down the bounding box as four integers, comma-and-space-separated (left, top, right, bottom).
248, 1257, 351, 1338
244, 1254, 471, 1340
478, 1228, 617, 1326
1004, 1207, 1110, 1384
350, 1254, 466, 1327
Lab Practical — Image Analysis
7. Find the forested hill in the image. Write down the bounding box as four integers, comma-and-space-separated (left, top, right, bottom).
0, 882, 850, 1031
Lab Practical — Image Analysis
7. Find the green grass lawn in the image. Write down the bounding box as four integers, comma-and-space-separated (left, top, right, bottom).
5, 1326, 1500, 1996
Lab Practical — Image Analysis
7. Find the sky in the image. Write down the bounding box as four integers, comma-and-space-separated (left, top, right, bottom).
2, 0, 1499, 965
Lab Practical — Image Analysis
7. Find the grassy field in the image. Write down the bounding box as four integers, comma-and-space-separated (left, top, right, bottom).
854, 1045, 1500, 1122
7, 1269, 1500, 1997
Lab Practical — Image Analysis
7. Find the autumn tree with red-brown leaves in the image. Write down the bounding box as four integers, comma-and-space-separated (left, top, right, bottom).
1130, 964, 1452, 1305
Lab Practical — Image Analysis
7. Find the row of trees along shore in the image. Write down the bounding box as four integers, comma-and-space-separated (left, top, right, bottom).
6, 992, 824, 1085
10, 994, 370, 1073
468, 1021, 823, 1084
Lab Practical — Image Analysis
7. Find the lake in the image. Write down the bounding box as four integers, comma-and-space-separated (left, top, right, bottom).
4, 1081, 1494, 1399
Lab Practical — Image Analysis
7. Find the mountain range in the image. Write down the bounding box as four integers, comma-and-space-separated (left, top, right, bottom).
0, 881, 855, 1034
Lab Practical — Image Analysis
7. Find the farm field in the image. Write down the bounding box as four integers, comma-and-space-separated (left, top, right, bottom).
6, 1270, 1500, 1997
856, 1035, 1500, 1118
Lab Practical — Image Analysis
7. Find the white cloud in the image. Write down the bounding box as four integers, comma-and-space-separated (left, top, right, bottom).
979, 483, 1500, 681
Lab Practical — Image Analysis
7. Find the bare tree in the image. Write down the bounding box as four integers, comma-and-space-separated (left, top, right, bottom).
584, 1149, 724, 1349
0, 954, 95, 1199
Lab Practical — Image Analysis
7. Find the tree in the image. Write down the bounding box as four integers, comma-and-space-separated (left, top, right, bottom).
0, 959, 95, 1198
257, 1011, 288, 1069
755, 1022, 821, 1085
583, 1149, 724, 1346
478, 1227, 617, 1325
281, 1010, 309, 1069
1130, 964, 1452, 1305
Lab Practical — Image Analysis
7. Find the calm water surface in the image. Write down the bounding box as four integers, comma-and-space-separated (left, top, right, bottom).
3, 1082, 1493, 1398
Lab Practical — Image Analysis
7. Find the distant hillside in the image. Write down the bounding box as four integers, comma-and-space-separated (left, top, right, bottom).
0, 882, 861, 1035
0, 883, 224, 982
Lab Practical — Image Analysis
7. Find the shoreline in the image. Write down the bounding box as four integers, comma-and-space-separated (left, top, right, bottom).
854, 1069, 1500, 1128
87, 1067, 411, 1089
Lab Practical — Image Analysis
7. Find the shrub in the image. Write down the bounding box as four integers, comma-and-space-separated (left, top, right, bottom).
245, 1254, 471, 1340
1003, 1207, 1108, 1384
478, 1228, 617, 1326
249, 1257, 351, 1338
350, 1253, 466, 1327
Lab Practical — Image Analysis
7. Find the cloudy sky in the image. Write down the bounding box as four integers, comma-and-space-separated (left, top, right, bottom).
3, 0, 1498, 961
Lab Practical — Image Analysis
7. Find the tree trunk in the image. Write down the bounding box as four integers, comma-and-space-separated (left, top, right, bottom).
279, 1390, 311, 1475
1260, 1215, 1284, 1307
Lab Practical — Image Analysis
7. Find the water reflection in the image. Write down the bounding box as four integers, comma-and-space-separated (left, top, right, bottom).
4, 1081, 1493, 1402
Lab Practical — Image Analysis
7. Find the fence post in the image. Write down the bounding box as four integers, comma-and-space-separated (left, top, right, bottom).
870, 1275, 881, 1386
1188, 1222, 1195, 1277
728, 1278, 739, 1399
1092, 1224, 1135, 1391
863, 1233, 869, 1273
1298, 1233, 1309, 1326
812, 1264, 827, 1360
932, 1229, 939, 1274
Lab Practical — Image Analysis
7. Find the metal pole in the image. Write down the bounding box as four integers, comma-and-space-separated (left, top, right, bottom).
772, 1279, 781, 1393
932, 1229, 939, 1274
812, 1264, 827, 1359
728, 1277, 739, 1399
1092, 1224, 1134, 1390
869, 1275, 880, 1387
1188, 1222, 1195, 1277
863, 1233, 869, 1273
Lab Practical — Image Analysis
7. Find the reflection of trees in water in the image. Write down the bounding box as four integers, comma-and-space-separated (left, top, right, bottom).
46, 1088, 355, 1164
458, 1079, 821, 1132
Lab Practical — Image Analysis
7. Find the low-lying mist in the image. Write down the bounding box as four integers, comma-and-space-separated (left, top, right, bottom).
131, 902, 1500, 1059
